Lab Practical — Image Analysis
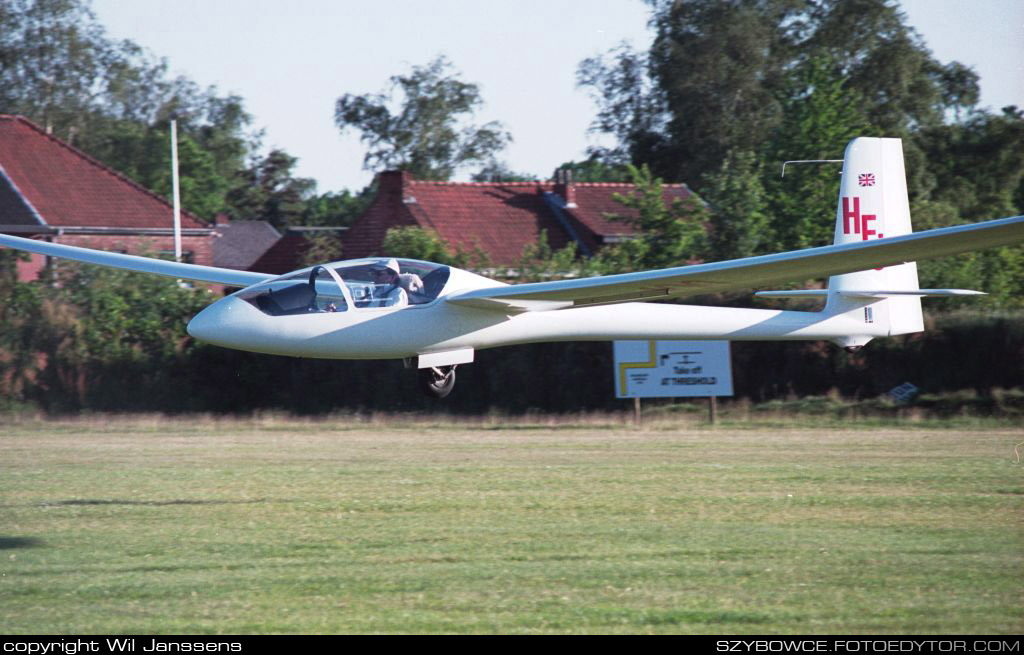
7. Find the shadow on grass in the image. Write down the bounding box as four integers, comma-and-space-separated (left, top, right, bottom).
0, 536, 44, 549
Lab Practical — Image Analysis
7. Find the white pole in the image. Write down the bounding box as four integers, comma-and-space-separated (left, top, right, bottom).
170, 119, 182, 262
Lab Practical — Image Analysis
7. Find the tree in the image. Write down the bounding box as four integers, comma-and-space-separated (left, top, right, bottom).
702, 149, 770, 260
471, 159, 536, 183
0, 0, 113, 139
516, 230, 583, 282
579, 0, 981, 189
225, 149, 316, 229
0, 0, 332, 225
335, 56, 511, 180
915, 106, 1024, 221
303, 186, 376, 227
0, 250, 45, 406
576, 42, 669, 169
763, 56, 870, 250
300, 232, 345, 267
552, 156, 633, 183
12, 260, 212, 410
595, 164, 709, 273
802, 0, 951, 134
379, 226, 490, 270
644, 0, 798, 185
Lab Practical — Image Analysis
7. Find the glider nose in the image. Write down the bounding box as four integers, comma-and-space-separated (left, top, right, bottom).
187, 302, 217, 343
187, 297, 237, 345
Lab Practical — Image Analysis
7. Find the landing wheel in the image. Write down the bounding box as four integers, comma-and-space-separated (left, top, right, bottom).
418, 365, 456, 399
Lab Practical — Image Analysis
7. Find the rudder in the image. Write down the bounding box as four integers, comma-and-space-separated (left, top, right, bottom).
825, 137, 924, 336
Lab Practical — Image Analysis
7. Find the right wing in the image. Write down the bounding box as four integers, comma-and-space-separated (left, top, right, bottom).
0, 232, 273, 287
446, 215, 1024, 312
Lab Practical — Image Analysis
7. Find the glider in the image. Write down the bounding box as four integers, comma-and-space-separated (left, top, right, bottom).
2, 137, 1022, 397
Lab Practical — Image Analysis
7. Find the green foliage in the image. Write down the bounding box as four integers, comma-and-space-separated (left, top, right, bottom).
552, 156, 633, 183
576, 42, 669, 169
579, 0, 994, 187
802, 0, 950, 134
379, 226, 490, 270
910, 199, 1024, 310
471, 159, 537, 183
516, 230, 584, 282
299, 232, 345, 267
644, 0, 796, 185
0, 260, 212, 410
303, 185, 376, 227
0, 0, 118, 138
702, 149, 770, 260
915, 107, 1024, 220
335, 56, 511, 180
594, 164, 709, 272
97, 122, 230, 221
0, 0, 323, 224
763, 56, 870, 250
0, 250, 45, 404
225, 149, 316, 229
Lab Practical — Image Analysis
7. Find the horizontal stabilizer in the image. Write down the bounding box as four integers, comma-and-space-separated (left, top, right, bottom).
755, 289, 986, 299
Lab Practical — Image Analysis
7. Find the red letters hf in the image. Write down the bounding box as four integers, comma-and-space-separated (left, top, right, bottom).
842, 197, 882, 240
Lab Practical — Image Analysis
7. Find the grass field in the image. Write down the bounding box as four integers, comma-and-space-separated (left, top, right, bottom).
1, 415, 1022, 634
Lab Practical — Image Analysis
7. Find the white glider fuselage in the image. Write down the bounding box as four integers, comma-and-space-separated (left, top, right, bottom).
187, 287, 882, 361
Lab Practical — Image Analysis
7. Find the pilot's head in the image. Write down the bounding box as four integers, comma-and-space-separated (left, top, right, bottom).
370, 258, 400, 284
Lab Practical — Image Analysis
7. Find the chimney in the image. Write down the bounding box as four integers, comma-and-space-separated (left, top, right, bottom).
555, 169, 576, 208
215, 213, 230, 226
378, 170, 414, 202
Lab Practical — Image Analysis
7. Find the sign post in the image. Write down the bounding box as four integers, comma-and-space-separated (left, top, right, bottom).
614, 340, 733, 424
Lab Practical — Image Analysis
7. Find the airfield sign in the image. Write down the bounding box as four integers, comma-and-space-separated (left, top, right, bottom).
614, 340, 733, 398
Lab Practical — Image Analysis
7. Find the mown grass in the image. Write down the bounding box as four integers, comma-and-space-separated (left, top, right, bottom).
1, 417, 1021, 634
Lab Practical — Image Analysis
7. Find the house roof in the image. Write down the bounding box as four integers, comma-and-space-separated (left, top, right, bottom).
0, 114, 207, 232
395, 177, 574, 264
213, 220, 281, 270
248, 227, 348, 275
568, 183, 692, 237
249, 233, 309, 274
341, 170, 695, 267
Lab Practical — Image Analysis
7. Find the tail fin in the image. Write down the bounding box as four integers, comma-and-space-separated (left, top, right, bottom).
824, 137, 924, 338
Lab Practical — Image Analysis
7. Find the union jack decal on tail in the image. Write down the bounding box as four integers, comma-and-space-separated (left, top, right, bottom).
858, 173, 875, 186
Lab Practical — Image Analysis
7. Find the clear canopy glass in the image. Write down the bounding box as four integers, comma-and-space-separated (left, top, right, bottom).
237, 259, 451, 316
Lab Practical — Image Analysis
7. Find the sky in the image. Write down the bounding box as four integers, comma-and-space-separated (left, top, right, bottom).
90, 0, 1024, 195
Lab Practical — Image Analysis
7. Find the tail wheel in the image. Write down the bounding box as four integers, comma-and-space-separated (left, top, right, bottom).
418, 365, 456, 399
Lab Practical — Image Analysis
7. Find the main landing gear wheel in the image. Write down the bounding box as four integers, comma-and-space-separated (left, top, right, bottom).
418, 365, 456, 398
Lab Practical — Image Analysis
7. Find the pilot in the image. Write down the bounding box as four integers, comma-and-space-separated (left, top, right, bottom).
368, 258, 408, 308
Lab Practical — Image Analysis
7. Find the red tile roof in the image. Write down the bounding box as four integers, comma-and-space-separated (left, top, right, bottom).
342, 171, 695, 267
398, 179, 572, 264
568, 183, 692, 237
0, 115, 206, 231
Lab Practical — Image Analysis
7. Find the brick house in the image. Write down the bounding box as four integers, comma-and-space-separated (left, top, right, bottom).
0, 114, 216, 280
249, 226, 348, 275
211, 214, 281, 271
338, 170, 696, 269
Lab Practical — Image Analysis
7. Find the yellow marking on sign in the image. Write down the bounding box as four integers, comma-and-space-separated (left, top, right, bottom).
618, 340, 658, 396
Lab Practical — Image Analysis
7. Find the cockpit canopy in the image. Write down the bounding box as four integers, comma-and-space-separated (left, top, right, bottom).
236, 259, 452, 316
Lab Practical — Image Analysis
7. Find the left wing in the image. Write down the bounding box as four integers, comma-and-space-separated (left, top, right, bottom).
0, 232, 273, 287
446, 215, 1024, 312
